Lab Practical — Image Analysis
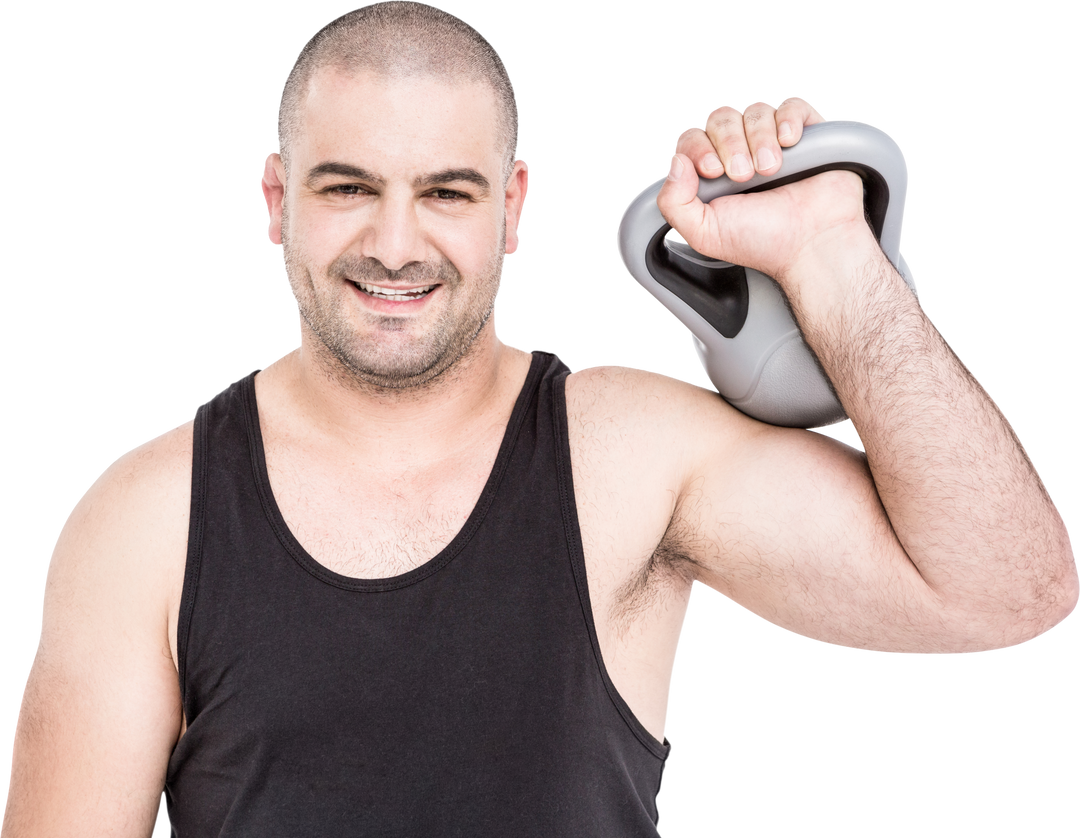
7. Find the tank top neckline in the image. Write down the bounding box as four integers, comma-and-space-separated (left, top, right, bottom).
241, 351, 548, 594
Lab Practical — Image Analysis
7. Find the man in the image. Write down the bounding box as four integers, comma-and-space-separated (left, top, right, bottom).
3, 2, 1075, 835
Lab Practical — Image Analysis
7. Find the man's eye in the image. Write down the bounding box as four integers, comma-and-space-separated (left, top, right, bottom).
321, 185, 466, 200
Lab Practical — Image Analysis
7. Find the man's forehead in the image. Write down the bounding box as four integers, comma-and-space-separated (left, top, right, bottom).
302, 66, 499, 128
292, 67, 504, 169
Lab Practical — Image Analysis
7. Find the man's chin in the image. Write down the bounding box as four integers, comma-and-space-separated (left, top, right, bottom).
317, 338, 467, 393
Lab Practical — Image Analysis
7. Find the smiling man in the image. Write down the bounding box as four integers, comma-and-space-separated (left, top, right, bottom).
3, 3, 1076, 836
274, 62, 522, 391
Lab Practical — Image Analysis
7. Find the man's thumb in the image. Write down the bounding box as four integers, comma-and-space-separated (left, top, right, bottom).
655, 153, 704, 233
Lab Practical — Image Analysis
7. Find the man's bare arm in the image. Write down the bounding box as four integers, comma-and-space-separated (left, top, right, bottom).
649, 101, 1076, 651
2, 425, 191, 836
789, 239, 1071, 647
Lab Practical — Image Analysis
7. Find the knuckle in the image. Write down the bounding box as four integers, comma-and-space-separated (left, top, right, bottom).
779, 97, 805, 109
706, 106, 742, 133
675, 127, 711, 156
743, 102, 775, 128
673, 123, 708, 150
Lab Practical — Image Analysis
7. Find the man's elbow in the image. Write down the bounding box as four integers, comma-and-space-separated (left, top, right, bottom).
1011, 493, 1075, 625
1042, 540, 1079, 630
1002, 534, 1077, 647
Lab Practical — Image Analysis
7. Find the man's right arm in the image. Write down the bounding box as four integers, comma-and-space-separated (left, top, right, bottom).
2, 424, 192, 837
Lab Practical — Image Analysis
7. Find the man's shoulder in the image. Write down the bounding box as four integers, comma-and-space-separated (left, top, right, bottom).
60, 414, 194, 578
90, 421, 195, 517
563, 365, 760, 492
565, 365, 749, 435
566, 363, 695, 389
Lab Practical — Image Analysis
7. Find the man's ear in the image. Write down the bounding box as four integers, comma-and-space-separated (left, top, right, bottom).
262, 153, 286, 245
503, 160, 528, 255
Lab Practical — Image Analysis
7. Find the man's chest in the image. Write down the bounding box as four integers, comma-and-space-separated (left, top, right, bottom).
263, 441, 496, 579
253, 375, 690, 741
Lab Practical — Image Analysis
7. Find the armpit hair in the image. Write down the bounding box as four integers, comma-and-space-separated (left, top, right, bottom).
608, 511, 702, 640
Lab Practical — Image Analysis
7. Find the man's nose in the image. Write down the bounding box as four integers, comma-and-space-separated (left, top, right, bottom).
362, 192, 423, 272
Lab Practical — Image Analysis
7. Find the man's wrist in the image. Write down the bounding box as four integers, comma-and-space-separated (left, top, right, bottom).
778, 224, 903, 336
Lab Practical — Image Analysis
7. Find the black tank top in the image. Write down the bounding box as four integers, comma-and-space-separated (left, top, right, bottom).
165, 352, 669, 836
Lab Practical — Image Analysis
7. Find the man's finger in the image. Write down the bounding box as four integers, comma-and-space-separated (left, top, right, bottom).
742, 102, 781, 175
675, 127, 725, 178
704, 106, 755, 182
775, 97, 824, 147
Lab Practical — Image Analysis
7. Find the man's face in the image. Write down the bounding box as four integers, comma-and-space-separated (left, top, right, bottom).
266, 68, 526, 390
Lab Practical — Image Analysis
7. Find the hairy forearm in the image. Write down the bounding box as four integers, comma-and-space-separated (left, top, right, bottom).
790, 237, 1076, 644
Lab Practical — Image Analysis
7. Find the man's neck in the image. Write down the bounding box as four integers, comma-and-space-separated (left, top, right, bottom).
255, 323, 532, 470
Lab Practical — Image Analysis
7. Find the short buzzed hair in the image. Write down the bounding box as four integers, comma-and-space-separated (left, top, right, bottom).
278, 2, 517, 179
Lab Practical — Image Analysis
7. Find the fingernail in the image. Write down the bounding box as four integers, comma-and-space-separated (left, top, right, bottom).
730, 153, 752, 178
667, 155, 684, 181
702, 152, 722, 173
778, 121, 793, 141
756, 147, 777, 171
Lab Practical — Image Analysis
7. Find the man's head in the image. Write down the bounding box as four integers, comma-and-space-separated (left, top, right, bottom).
279, 2, 517, 182
262, 3, 527, 392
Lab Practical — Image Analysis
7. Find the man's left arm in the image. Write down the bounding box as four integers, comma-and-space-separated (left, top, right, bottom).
653, 100, 1076, 651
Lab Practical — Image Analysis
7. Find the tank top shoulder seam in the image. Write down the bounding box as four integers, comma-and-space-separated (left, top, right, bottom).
176, 399, 210, 703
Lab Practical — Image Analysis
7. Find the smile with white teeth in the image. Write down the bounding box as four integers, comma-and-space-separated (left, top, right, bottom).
354, 281, 437, 300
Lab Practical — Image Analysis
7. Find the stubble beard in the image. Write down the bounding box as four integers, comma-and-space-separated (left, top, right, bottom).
282, 216, 504, 393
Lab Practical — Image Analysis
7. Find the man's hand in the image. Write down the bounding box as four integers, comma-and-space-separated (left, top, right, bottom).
655, 99, 872, 304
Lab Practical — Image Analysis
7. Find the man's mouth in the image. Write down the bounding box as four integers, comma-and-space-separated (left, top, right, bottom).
353, 281, 437, 301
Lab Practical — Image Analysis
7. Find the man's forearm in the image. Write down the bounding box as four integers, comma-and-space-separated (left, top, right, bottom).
791, 236, 1076, 644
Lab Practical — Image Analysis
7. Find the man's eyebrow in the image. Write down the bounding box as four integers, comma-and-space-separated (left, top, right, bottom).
303, 163, 492, 194
305, 162, 384, 186
416, 168, 491, 192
